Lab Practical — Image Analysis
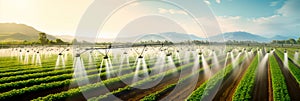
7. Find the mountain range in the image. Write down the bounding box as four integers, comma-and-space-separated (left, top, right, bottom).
0, 23, 297, 43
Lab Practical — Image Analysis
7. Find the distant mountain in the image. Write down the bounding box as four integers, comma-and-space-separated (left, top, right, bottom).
0, 23, 56, 41
269, 35, 298, 41
112, 32, 203, 42
159, 32, 203, 41
209, 31, 270, 42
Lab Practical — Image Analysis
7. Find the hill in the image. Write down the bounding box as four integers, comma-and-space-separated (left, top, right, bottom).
0, 23, 56, 41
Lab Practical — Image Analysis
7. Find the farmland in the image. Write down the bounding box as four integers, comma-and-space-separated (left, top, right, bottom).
0, 45, 299, 101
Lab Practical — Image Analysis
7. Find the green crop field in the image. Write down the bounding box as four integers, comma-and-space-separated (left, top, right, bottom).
0, 45, 299, 101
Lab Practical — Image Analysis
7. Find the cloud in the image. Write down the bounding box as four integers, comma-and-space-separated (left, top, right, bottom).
215, 0, 300, 37
270, 1, 278, 6
203, 0, 211, 5
158, 8, 188, 15
216, 0, 221, 4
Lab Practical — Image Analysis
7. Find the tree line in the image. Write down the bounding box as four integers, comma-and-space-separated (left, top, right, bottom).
271, 38, 300, 44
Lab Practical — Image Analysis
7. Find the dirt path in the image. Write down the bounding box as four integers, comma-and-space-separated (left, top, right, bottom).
274, 53, 300, 100
252, 54, 269, 101
213, 54, 254, 101
268, 60, 273, 101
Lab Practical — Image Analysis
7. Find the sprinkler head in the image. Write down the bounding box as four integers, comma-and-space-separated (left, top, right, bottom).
228, 50, 231, 53
138, 55, 143, 59
27, 50, 29, 53
66, 49, 69, 51
19, 50, 22, 52
198, 52, 202, 56
267, 50, 270, 53
104, 55, 109, 59
239, 50, 242, 53
177, 50, 180, 53
166, 53, 172, 56
59, 53, 62, 55
76, 54, 80, 57
37, 51, 39, 54
123, 52, 128, 54
284, 50, 287, 53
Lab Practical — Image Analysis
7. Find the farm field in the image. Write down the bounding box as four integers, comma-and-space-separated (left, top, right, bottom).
0, 45, 299, 101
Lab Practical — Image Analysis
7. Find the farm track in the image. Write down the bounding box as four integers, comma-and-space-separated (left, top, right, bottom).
213, 54, 254, 101
252, 54, 269, 101
268, 59, 273, 101
274, 52, 300, 100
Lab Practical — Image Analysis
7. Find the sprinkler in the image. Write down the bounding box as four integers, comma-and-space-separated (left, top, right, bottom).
123, 52, 128, 54
177, 50, 179, 53
198, 52, 202, 56
138, 55, 143, 59
37, 51, 39, 54
76, 53, 80, 57
27, 50, 29, 53
284, 49, 287, 53
166, 53, 172, 57
104, 55, 109, 59
267, 50, 270, 53
239, 50, 242, 53
19, 50, 22, 52
59, 53, 62, 55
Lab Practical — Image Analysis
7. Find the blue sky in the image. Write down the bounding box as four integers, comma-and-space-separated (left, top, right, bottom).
209, 0, 286, 18
201, 0, 300, 37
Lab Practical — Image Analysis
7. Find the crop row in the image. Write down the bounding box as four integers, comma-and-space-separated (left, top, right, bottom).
140, 54, 229, 101
32, 56, 201, 101
0, 58, 183, 100
88, 61, 199, 100
232, 54, 258, 100
0, 57, 162, 93
0, 59, 72, 73
0, 65, 72, 78
269, 54, 290, 101
0, 58, 161, 93
187, 55, 245, 100
0, 68, 73, 84
276, 49, 300, 84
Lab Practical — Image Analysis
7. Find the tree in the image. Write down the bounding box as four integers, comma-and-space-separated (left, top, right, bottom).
55, 38, 64, 45
289, 38, 296, 44
297, 37, 300, 44
38, 33, 49, 45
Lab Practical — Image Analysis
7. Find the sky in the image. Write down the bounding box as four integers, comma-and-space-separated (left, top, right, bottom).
0, 0, 299, 38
